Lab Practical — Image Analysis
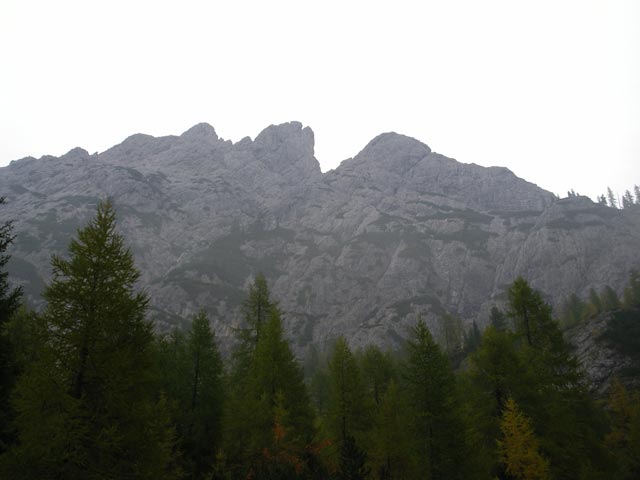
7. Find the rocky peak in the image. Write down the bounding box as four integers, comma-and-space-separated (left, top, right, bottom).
252, 121, 321, 182
347, 132, 431, 175
180, 122, 218, 142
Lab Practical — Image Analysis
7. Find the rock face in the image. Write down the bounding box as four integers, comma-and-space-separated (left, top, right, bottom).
2, 121, 640, 356
565, 311, 640, 395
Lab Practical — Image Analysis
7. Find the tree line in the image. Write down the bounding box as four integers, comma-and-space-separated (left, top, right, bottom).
0, 199, 639, 479
566, 184, 640, 209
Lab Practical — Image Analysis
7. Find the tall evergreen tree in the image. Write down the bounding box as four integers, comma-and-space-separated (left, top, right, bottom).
601, 285, 621, 311
490, 305, 507, 331
359, 345, 395, 408
2, 201, 177, 479
588, 288, 602, 316
0, 197, 23, 453
225, 279, 315, 477
607, 187, 618, 208
156, 310, 224, 478
327, 337, 372, 446
635, 185, 640, 204
404, 319, 474, 480
622, 190, 635, 209
623, 271, 640, 310
369, 380, 414, 479
560, 293, 587, 328
605, 380, 640, 479
498, 398, 551, 480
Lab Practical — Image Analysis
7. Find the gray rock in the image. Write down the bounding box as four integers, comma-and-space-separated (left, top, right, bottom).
2, 122, 639, 365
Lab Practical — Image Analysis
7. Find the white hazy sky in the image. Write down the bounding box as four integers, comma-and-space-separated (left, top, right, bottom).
1, 0, 638, 201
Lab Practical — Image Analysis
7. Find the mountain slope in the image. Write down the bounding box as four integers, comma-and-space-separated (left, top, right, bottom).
2, 121, 639, 354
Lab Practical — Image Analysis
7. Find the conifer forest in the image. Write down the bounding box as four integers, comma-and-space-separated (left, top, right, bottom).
1, 199, 639, 480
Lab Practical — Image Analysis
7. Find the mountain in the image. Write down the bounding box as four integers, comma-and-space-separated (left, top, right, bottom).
2, 121, 640, 357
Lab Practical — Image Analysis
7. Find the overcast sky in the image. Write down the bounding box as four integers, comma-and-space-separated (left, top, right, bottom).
1, 0, 638, 201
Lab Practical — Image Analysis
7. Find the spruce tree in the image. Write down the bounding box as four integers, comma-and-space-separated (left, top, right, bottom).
3, 201, 177, 479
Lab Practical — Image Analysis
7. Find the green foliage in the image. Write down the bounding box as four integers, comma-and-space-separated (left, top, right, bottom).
155, 309, 224, 478
490, 305, 507, 330
605, 380, 640, 479
404, 319, 475, 479
2, 201, 178, 479
560, 293, 587, 328
368, 380, 414, 479
339, 434, 371, 480
327, 337, 373, 446
601, 285, 621, 311
224, 276, 315, 477
623, 271, 640, 310
359, 345, 396, 407
0, 197, 22, 326
0, 197, 23, 452
470, 277, 610, 479
463, 320, 482, 354
498, 397, 551, 480
588, 288, 602, 316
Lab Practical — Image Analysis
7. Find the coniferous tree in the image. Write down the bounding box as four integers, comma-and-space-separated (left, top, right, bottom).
508, 278, 608, 479
463, 321, 482, 354
339, 434, 371, 480
622, 190, 635, 209
635, 185, 640, 204
359, 345, 395, 408
369, 380, 414, 479
605, 380, 640, 479
490, 305, 507, 331
498, 398, 551, 480
597, 194, 608, 206
327, 337, 372, 472
601, 285, 621, 311
623, 271, 640, 310
607, 187, 618, 208
0, 197, 22, 453
560, 293, 587, 328
588, 288, 603, 316
157, 310, 224, 478
2, 201, 178, 479
225, 279, 315, 477
404, 319, 474, 480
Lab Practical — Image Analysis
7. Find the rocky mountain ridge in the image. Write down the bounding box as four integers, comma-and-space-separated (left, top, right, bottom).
2, 121, 640, 357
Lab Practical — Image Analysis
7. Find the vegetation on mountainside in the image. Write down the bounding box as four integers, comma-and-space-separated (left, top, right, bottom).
0, 200, 638, 479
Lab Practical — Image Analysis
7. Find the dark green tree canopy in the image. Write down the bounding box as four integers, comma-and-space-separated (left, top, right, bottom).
4, 200, 177, 479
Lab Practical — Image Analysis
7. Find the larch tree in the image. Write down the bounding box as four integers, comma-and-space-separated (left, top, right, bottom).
404, 319, 474, 480
179, 309, 224, 478
327, 337, 372, 446
498, 397, 551, 480
3, 200, 178, 479
604, 379, 640, 480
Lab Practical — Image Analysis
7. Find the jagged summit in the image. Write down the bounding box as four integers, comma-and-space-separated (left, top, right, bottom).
1, 121, 639, 357
181, 122, 218, 140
